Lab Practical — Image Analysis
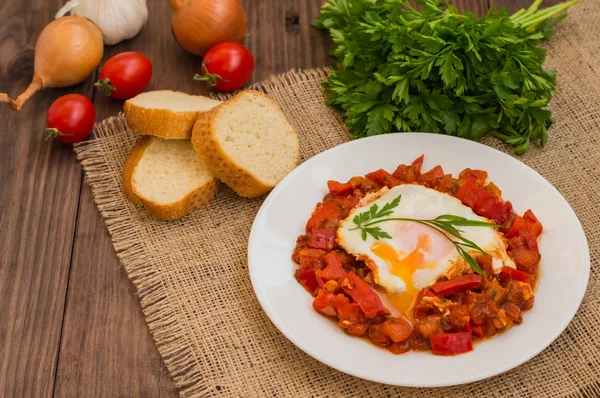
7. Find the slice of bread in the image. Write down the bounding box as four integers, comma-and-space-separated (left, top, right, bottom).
122, 136, 218, 220
191, 90, 300, 198
124, 90, 221, 139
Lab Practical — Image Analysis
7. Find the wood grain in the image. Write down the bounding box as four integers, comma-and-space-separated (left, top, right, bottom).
0, 0, 92, 397
52, 1, 188, 397
1, 0, 554, 397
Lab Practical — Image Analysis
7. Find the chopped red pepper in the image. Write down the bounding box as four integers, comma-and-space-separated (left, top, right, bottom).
306, 202, 340, 232
366, 169, 402, 188
406, 155, 424, 182
464, 322, 484, 339
342, 272, 387, 319
458, 168, 488, 185
308, 229, 336, 250
524, 209, 543, 238
431, 274, 483, 297
455, 180, 513, 224
430, 332, 473, 356
418, 165, 445, 188
337, 302, 369, 336
316, 252, 347, 281
505, 216, 526, 239
327, 180, 356, 195
294, 266, 320, 296
381, 318, 413, 343
500, 266, 534, 286
313, 289, 338, 316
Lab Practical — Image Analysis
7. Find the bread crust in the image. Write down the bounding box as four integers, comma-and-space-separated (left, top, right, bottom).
191, 90, 300, 198
122, 136, 219, 220
124, 90, 219, 139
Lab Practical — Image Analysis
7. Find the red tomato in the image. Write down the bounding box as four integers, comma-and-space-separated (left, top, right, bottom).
430, 332, 473, 356
194, 42, 255, 92
503, 263, 535, 290
327, 180, 356, 195
430, 274, 483, 297
45, 94, 95, 144
95, 52, 152, 100
341, 272, 387, 319
316, 252, 347, 281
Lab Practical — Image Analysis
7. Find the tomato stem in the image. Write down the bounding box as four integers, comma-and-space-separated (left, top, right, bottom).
94, 78, 116, 97
45, 128, 72, 141
193, 62, 230, 88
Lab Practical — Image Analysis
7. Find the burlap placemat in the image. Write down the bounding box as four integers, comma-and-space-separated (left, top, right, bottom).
74, 1, 599, 396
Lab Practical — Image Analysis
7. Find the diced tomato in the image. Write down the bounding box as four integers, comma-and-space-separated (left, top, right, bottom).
485, 181, 502, 197
464, 322, 484, 339
294, 266, 320, 296
458, 168, 488, 186
331, 293, 350, 311
337, 302, 368, 336
505, 216, 526, 239
500, 266, 534, 286
406, 155, 424, 183
327, 180, 356, 195
418, 165, 444, 188
342, 272, 387, 318
503, 302, 521, 322
392, 164, 409, 180
306, 202, 340, 232
523, 209, 543, 238
366, 169, 402, 188
316, 252, 347, 281
455, 180, 513, 224
313, 289, 337, 316
411, 155, 424, 169
381, 318, 413, 343
430, 332, 473, 356
334, 194, 360, 214
298, 248, 325, 271
510, 244, 540, 274
308, 230, 336, 250
431, 274, 483, 297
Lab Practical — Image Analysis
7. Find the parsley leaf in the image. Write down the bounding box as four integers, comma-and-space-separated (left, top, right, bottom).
315, 0, 578, 154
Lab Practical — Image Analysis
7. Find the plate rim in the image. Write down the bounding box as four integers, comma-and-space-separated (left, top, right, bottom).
247, 132, 591, 387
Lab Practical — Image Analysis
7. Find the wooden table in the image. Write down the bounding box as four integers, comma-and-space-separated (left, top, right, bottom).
0, 0, 561, 396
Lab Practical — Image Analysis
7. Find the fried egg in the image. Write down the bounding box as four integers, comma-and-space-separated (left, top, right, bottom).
337, 184, 515, 318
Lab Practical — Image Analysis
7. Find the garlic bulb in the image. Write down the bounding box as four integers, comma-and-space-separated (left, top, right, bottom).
56, 0, 148, 45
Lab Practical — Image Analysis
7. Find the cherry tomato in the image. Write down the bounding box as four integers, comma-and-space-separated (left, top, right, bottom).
95, 52, 152, 100
45, 94, 95, 144
193, 42, 254, 92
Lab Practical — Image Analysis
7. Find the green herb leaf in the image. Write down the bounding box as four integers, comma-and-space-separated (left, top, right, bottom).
315, 0, 578, 154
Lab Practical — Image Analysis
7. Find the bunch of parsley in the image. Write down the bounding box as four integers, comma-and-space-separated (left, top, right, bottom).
314, 0, 578, 154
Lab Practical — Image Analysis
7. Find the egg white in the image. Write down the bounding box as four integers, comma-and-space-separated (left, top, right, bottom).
337, 184, 516, 295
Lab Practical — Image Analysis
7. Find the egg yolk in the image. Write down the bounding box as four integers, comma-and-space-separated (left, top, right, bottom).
371, 234, 434, 319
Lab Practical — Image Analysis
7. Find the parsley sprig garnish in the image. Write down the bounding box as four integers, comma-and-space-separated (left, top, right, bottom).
314, 0, 579, 154
350, 195, 497, 276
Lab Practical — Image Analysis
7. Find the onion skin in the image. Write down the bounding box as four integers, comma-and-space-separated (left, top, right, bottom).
168, 0, 247, 56
9, 16, 104, 111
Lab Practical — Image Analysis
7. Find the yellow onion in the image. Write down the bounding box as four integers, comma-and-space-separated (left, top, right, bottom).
168, 0, 247, 56
3, 16, 103, 111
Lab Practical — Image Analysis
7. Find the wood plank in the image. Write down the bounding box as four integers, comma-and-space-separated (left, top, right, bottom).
52, 1, 184, 397
53, 0, 332, 396
0, 0, 92, 397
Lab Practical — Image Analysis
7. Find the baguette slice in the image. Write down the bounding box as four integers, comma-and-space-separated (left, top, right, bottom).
124, 90, 221, 139
122, 136, 218, 220
192, 90, 300, 198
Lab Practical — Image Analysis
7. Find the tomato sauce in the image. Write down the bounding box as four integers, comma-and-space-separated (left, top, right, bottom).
292, 155, 542, 356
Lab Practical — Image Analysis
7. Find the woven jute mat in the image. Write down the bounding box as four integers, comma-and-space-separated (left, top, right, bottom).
74, 1, 599, 396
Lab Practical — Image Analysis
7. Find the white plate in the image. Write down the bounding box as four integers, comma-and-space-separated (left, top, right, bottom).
247, 133, 590, 387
